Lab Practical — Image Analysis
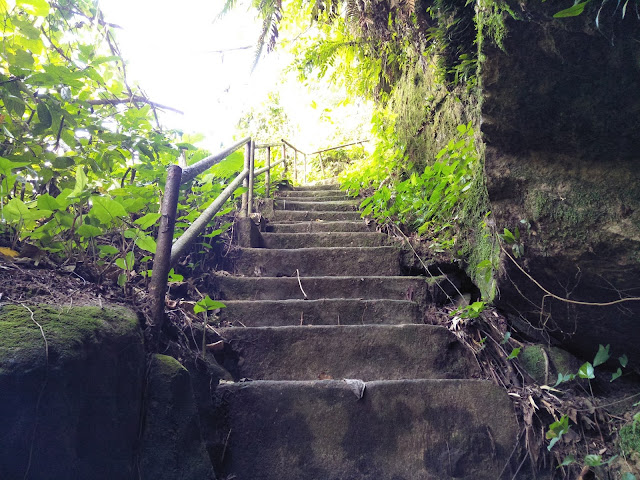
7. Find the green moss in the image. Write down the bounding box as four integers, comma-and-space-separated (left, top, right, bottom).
151, 354, 187, 377
0, 304, 139, 374
519, 345, 548, 384
620, 422, 640, 455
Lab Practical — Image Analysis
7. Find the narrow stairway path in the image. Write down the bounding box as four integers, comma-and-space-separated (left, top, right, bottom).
209, 183, 520, 480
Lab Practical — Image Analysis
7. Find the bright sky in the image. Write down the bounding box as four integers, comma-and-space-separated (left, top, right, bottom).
99, 0, 372, 153
100, 0, 287, 148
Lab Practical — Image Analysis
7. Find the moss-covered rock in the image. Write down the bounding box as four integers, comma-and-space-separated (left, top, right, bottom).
139, 354, 214, 480
0, 305, 144, 480
518, 344, 582, 385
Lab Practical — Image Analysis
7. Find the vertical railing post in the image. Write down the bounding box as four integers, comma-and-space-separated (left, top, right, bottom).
149, 164, 182, 347
303, 154, 307, 184
282, 144, 287, 175
265, 146, 271, 198
319, 153, 325, 177
247, 140, 255, 215
293, 149, 298, 184
241, 141, 251, 217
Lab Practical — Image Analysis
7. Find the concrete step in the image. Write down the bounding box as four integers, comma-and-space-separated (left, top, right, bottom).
213, 275, 459, 304
266, 220, 372, 233
210, 379, 519, 480
233, 246, 402, 277
261, 232, 390, 248
290, 184, 341, 191
275, 199, 359, 212
215, 325, 479, 381
277, 190, 350, 200
272, 210, 361, 222
218, 299, 420, 327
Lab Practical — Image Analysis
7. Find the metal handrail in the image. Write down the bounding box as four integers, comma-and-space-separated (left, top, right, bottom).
148, 136, 367, 344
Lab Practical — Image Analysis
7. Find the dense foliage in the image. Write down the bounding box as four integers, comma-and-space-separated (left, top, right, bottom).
0, 0, 266, 285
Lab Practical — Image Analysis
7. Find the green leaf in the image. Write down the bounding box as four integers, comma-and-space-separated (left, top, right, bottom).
583, 454, 602, 467
578, 362, 595, 379
69, 167, 89, 199
593, 344, 610, 366
135, 235, 156, 254
0, 157, 31, 176
37, 102, 52, 129
115, 258, 126, 270
194, 295, 226, 313
37, 193, 61, 211
125, 251, 135, 270
507, 347, 521, 360
3, 197, 30, 223
19, 0, 50, 16
168, 268, 183, 282
619, 354, 628, 368
117, 273, 127, 287
134, 212, 161, 230
611, 368, 622, 382
98, 244, 119, 257
501, 332, 511, 344
554, 1, 589, 18
77, 224, 103, 238
89, 196, 128, 225
621, 473, 637, 480
558, 455, 575, 467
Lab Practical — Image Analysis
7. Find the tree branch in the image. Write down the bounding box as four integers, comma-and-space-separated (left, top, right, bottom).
85, 96, 184, 115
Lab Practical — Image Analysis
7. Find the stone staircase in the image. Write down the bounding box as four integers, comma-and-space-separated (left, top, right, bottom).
209, 184, 520, 480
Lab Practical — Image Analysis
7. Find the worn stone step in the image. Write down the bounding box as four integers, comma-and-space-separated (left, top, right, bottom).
272, 209, 361, 222
233, 246, 402, 276
218, 299, 420, 327
213, 275, 459, 304
275, 199, 359, 212
210, 379, 519, 480
290, 184, 341, 191
215, 325, 479, 381
277, 190, 350, 200
261, 232, 390, 248
266, 220, 371, 233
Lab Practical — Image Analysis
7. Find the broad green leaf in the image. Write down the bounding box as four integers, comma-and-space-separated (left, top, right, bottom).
3, 198, 30, 223
501, 331, 511, 344
194, 295, 226, 313
621, 473, 637, 480
593, 344, 610, 366
77, 224, 103, 238
117, 273, 127, 287
0, 157, 31, 176
558, 455, 575, 466
134, 212, 161, 230
135, 235, 156, 254
578, 362, 595, 379
19, 0, 50, 16
69, 167, 89, 199
37, 102, 52, 129
89, 196, 128, 225
553, 1, 589, 17
37, 193, 61, 211
98, 245, 119, 257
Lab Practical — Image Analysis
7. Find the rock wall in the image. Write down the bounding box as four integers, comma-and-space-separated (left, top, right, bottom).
0, 305, 215, 479
480, 3, 640, 364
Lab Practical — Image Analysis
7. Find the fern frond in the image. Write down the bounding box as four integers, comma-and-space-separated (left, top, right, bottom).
251, 0, 283, 71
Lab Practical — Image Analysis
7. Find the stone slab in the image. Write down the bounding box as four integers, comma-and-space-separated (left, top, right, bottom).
261, 232, 390, 248
210, 379, 519, 480
213, 275, 459, 305
266, 220, 372, 233
215, 324, 479, 381
275, 199, 359, 211
218, 299, 420, 327
277, 192, 351, 200
233, 246, 403, 276
272, 210, 361, 222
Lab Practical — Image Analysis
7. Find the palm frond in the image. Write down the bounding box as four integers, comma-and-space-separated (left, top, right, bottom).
251, 0, 283, 71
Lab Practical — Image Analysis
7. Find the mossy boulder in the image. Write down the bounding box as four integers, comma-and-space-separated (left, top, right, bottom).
0, 305, 145, 479
518, 345, 582, 385
139, 354, 215, 479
